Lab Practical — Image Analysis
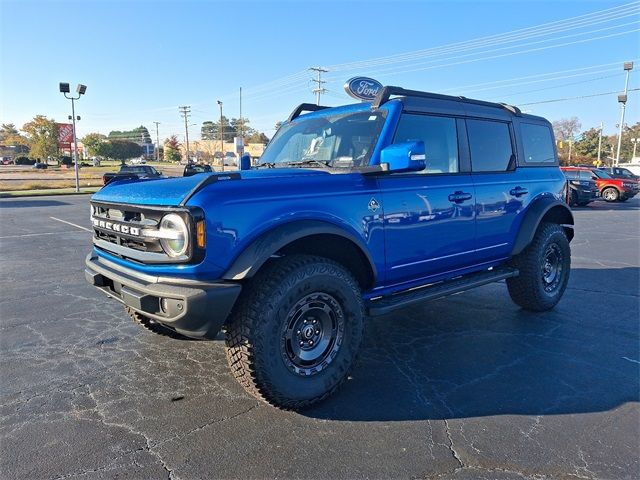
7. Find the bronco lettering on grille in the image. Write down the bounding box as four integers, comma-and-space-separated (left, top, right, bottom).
92, 218, 141, 236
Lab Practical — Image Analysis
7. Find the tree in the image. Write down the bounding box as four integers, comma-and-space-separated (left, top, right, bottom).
101, 140, 143, 165
246, 131, 269, 144
22, 116, 59, 160
201, 117, 235, 141
108, 126, 152, 144
81, 133, 107, 157
0, 123, 29, 154
552, 117, 582, 142
552, 117, 582, 163
164, 135, 181, 162
573, 128, 601, 159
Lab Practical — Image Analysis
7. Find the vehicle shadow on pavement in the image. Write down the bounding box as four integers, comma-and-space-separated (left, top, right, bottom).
574, 201, 640, 211
303, 267, 640, 421
0, 199, 71, 208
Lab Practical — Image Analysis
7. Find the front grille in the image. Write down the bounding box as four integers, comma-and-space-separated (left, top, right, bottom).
91, 202, 164, 254
90, 201, 197, 264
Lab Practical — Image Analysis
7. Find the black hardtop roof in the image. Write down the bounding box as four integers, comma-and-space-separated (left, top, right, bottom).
286, 85, 551, 125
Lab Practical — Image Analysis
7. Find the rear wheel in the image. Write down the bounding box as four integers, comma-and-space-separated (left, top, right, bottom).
224, 254, 364, 409
602, 187, 619, 202
507, 223, 571, 312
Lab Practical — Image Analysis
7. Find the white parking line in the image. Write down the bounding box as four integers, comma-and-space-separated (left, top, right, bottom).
0, 231, 79, 239
49, 216, 92, 232
622, 356, 640, 364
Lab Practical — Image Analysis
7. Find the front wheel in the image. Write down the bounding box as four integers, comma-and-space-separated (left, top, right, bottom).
602, 187, 619, 202
507, 223, 571, 312
224, 254, 364, 409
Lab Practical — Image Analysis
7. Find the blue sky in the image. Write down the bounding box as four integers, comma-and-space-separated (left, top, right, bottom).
1, 0, 638, 143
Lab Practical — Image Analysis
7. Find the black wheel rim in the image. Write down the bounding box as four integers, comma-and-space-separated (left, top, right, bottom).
542, 243, 564, 293
280, 292, 345, 376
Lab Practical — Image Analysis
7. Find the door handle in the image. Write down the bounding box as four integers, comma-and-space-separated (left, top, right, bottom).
448, 191, 472, 203
509, 187, 529, 197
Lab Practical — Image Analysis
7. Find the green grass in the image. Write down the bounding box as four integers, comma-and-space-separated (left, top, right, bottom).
0, 187, 100, 197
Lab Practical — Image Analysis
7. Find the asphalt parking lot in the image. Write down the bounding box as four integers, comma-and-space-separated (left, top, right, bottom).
1, 194, 638, 480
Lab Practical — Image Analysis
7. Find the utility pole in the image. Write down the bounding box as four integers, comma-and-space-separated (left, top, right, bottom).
597, 121, 603, 165
631, 138, 638, 159
309, 67, 328, 106
239, 87, 243, 139
153, 121, 160, 161
615, 62, 633, 166
179, 106, 191, 164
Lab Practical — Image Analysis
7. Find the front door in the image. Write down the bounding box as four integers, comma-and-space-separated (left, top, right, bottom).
379, 114, 476, 287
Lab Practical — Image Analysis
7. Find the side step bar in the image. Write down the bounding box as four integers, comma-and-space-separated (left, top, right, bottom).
367, 267, 519, 316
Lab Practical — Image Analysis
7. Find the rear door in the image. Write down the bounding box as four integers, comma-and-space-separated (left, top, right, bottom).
378, 113, 476, 287
467, 118, 526, 263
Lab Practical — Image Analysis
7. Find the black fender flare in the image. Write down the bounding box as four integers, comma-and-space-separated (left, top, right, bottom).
511, 196, 574, 256
222, 220, 377, 282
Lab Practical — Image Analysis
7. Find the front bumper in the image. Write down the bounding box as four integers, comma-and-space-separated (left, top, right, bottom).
85, 254, 241, 339
571, 187, 599, 203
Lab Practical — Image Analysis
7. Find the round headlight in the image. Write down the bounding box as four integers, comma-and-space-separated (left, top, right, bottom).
159, 213, 189, 257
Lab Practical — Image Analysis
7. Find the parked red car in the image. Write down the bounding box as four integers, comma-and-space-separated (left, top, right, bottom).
561, 166, 639, 202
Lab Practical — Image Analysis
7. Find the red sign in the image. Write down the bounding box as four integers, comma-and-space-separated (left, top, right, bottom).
57, 123, 74, 148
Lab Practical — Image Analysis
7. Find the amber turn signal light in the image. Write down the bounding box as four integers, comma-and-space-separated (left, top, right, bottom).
196, 220, 206, 248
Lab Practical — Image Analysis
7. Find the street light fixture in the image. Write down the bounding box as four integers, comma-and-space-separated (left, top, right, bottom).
615, 62, 633, 166
59, 82, 87, 192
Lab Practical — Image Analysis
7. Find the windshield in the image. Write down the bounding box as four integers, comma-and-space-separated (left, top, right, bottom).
259, 110, 386, 168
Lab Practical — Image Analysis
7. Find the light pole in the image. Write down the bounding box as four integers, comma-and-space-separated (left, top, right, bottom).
596, 121, 604, 165
615, 62, 633, 166
153, 122, 160, 161
59, 82, 86, 192
217, 99, 224, 156
631, 138, 639, 160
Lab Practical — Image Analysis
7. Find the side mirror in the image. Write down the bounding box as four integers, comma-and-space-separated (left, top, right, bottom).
380, 141, 426, 173
240, 153, 251, 170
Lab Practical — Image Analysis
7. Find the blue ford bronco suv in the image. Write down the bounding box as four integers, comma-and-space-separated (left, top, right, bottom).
85, 86, 573, 409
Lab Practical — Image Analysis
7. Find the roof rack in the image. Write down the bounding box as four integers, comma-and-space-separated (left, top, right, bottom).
372, 86, 521, 116
287, 103, 329, 122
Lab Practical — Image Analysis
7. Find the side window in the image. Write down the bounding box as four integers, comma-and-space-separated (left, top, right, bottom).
580, 170, 594, 180
564, 170, 578, 180
393, 114, 459, 174
467, 119, 514, 172
521, 123, 556, 164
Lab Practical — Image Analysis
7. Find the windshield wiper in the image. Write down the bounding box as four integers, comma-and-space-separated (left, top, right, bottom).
281, 159, 331, 168
254, 162, 276, 169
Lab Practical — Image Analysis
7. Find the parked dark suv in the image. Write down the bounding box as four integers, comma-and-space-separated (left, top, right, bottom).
596, 166, 639, 181
560, 167, 600, 206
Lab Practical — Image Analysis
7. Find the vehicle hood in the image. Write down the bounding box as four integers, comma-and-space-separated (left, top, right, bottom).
91, 168, 331, 206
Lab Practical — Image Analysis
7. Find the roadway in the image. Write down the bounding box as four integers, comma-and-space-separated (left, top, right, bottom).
0, 194, 638, 479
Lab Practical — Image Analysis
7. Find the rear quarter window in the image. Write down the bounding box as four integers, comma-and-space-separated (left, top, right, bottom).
521, 123, 557, 165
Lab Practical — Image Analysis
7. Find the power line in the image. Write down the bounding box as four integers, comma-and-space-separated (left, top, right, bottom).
325, 2, 639, 72
518, 87, 639, 106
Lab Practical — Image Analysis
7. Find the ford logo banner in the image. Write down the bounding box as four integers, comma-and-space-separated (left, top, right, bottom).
344, 77, 383, 101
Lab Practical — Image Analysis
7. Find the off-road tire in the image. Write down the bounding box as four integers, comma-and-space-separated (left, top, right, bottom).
602, 187, 619, 202
125, 307, 195, 340
224, 254, 364, 410
507, 223, 571, 312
